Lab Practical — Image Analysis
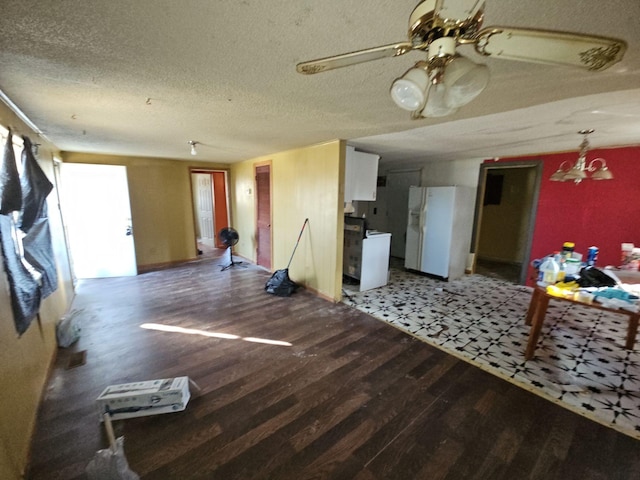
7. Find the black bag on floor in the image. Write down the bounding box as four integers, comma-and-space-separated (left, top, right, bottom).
265, 219, 308, 297
265, 269, 299, 297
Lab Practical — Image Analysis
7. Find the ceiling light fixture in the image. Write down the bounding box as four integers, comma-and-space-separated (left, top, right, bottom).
443, 55, 490, 109
390, 52, 489, 119
421, 68, 458, 118
390, 64, 430, 111
188, 140, 199, 156
298, 1, 627, 122
550, 129, 613, 183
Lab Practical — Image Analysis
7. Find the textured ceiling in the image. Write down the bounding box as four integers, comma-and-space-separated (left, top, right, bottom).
0, 0, 638, 168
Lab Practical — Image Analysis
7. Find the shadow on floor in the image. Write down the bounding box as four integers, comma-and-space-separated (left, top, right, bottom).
475, 258, 521, 284
389, 256, 522, 284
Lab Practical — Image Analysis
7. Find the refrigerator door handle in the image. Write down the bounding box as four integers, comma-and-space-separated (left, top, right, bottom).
408, 210, 419, 229
419, 205, 427, 234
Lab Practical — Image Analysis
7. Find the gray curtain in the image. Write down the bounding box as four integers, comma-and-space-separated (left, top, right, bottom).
19, 136, 57, 298
0, 129, 21, 214
0, 131, 57, 335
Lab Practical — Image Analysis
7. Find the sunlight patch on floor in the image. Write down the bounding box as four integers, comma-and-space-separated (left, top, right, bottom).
139, 322, 292, 346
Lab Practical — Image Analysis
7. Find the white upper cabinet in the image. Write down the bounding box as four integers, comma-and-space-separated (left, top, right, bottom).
345, 146, 379, 202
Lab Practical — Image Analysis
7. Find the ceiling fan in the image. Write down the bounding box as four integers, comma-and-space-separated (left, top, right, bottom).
296, 0, 627, 118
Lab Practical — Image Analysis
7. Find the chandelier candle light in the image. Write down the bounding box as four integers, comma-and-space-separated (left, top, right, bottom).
550, 129, 613, 184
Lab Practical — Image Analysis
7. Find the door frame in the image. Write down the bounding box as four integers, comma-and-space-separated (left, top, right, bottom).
254, 161, 273, 270
52, 158, 77, 287
470, 160, 542, 285
189, 168, 230, 254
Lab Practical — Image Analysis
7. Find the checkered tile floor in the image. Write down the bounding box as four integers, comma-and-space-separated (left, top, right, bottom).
342, 268, 640, 439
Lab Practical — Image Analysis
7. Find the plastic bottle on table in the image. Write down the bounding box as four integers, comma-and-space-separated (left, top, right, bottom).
561, 242, 575, 261
556, 255, 566, 282
537, 255, 560, 287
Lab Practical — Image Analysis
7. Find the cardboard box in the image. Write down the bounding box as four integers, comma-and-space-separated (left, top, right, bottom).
96, 376, 190, 420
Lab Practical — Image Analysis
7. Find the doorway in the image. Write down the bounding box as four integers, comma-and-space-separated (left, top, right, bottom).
471, 161, 541, 284
190, 170, 229, 258
255, 163, 272, 270
59, 163, 137, 279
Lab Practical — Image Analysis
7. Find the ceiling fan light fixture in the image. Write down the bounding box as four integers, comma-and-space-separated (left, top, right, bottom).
444, 55, 490, 108
427, 36, 456, 60
390, 66, 429, 111
421, 70, 458, 118
297, 0, 627, 124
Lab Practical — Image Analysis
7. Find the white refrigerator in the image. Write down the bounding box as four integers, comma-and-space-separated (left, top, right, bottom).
405, 186, 475, 280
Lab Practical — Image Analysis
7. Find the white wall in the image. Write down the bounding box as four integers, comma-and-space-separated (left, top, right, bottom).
420, 157, 484, 189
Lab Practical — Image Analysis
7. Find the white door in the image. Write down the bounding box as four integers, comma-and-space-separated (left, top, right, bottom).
404, 186, 425, 270
60, 163, 137, 278
192, 173, 215, 247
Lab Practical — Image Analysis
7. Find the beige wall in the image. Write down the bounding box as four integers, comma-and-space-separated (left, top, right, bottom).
230, 141, 345, 301
62, 153, 229, 268
0, 107, 74, 479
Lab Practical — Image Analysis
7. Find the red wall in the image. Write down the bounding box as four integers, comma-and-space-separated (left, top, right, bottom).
488, 146, 640, 284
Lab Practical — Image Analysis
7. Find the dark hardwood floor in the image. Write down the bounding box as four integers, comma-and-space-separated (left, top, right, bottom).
26, 252, 639, 479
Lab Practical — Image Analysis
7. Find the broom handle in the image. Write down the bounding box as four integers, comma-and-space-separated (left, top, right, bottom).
286, 218, 309, 269
103, 412, 117, 453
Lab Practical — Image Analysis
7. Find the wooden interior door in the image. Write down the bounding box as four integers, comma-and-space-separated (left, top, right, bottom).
255, 164, 271, 269
212, 171, 229, 248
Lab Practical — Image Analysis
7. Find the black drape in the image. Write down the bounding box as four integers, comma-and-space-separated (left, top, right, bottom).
19, 136, 53, 230
0, 130, 41, 335
0, 129, 21, 214
0, 132, 58, 334
0, 215, 41, 334
19, 136, 57, 298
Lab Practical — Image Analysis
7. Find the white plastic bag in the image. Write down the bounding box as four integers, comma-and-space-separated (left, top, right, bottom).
55, 309, 82, 347
86, 413, 139, 480
85, 436, 140, 480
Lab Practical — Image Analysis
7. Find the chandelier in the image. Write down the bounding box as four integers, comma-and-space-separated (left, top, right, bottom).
550, 129, 613, 183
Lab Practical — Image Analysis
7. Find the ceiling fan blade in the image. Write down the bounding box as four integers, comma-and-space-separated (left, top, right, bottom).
296, 42, 413, 74
475, 27, 626, 71
437, 0, 484, 24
